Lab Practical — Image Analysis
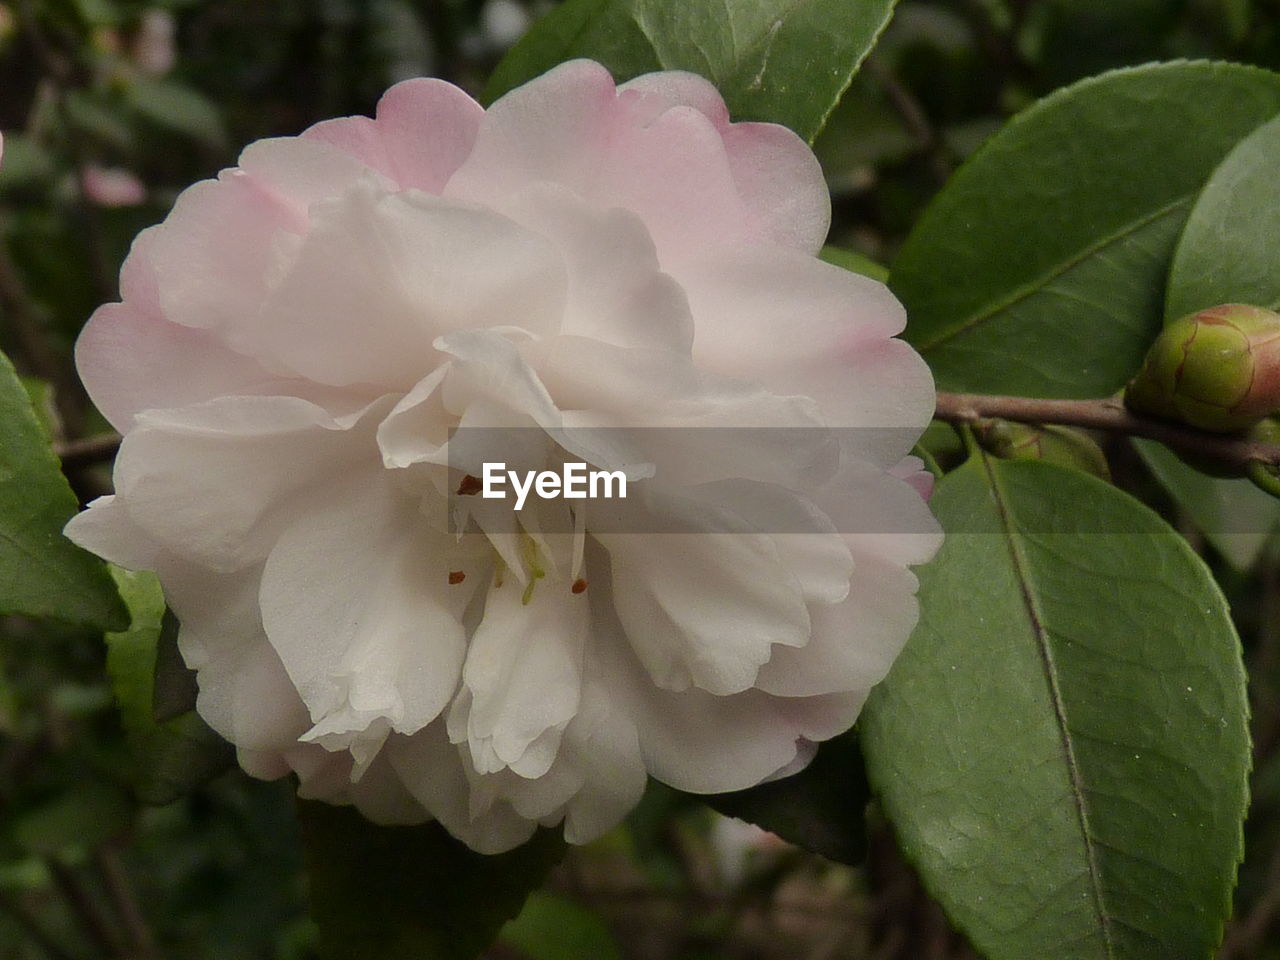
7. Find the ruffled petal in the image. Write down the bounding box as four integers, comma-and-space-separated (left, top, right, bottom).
259, 467, 478, 746
389, 725, 539, 854
756, 551, 922, 697
247, 188, 566, 388
597, 494, 811, 695
113, 395, 384, 572
450, 576, 588, 778
76, 302, 278, 430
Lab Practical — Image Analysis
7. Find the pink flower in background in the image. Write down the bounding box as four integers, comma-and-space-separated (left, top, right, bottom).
81, 165, 147, 207
66, 61, 940, 853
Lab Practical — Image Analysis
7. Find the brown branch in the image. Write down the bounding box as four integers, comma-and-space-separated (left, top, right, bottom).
934, 391, 1280, 472
55, 432, 121, 468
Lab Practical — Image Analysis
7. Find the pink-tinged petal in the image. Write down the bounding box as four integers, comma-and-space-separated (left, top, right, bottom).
259, 467, 476, 739
146, 170, 299, 336
757, 553, 922, 697
890, 455, 936, 500
301, 115, 396, 180
118, 225, 163, 315
451, 577, 588, 778
389, 725, 539, 854
247, 188, 566, 388
617, 71, 730, 127
237, 136, 394, 214
375, 78, 483, 193
590, 103, 758, 264
620, 72, 828, 252
446, 60, 619, 206
720, 123, 830, 253
679, 245, 906, 383
500, 185, 693, 353
113, 396, 385, 571
77, 302, 278, 430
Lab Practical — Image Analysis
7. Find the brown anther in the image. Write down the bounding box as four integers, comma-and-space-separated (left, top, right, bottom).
448, 571, 466, 585
571, 578, 588, 594
456, 474, 483, 496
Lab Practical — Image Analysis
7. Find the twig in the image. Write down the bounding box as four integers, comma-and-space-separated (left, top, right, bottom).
46, 859, 127, 959
1220, 838, 1280, 958
55, 432, 121, 468
934, 391, 1280, 473
94, 846, 159, 960
0, 888, 80, 960
863, 55, 953, 184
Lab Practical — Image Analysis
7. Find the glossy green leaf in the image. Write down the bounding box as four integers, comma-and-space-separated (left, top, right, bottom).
894, 61, 1280, 398
861, 456, 1249, 960
484, 0, 898, 142
500, 892, 623, 960
105, 568, 233, 804
0, 349, 125, 629
299, 803, 565, 960
704, 731, 868, 865
1166, 114, 1280, 320
1134, 440, 1278, 571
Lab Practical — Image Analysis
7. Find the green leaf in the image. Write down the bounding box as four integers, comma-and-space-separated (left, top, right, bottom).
0, 349, 125, 629
483, 0, 899, 142
13, 779, 133, 856
893, 61, 1280, 398
1134, 440, 1278, 571
126, 79, 229, 149
704, 731, 868, 865
861, 456, 1249, 960
299, 803, 566, 960
105, 567, 233, 804
499, 892, 623, 960
1166, 113, 1280, 320
819, 244, 890, 282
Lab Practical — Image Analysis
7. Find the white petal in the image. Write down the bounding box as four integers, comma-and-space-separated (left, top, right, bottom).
591, 601, 860, 793
756, 552, 923, 697
259, 467, 477, 741
453, 576, 589, 778
113, 395, 383, 572
597, 494, 810, 695
389, 726, 539, 854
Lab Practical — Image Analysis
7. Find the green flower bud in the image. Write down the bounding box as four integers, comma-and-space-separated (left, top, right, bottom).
1125, 304, 1280, 432
975, 420, 1111, 480
1247, 417, 1280, 498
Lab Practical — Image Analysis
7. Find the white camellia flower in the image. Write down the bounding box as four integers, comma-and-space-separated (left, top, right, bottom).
67, 60, 941, 853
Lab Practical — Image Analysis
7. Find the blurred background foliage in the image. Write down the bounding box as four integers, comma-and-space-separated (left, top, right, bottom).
5, 0, 1280, 958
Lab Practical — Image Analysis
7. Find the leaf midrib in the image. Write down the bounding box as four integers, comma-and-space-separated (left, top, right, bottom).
980, 453, 1117, 960
913, 196, 1191, 356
